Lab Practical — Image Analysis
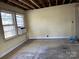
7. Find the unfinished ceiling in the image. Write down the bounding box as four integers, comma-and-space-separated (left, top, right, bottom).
0, 0, 79, 10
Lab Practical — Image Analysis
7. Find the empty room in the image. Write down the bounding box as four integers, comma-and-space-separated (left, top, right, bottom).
0, 0, 79, 59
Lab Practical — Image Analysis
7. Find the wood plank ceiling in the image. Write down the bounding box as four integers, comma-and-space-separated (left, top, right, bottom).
0, 0, 79, 10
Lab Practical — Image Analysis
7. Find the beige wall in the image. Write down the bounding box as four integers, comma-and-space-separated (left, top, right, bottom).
76, 4, 79, 38
77, 7, 79, 38
0, 2, 27, 58
26, 4, 76, 39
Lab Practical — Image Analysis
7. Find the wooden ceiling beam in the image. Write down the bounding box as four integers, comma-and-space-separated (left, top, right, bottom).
43, 0, 49, 7
8, 0, 29, 9
56, 0, 58, 5
63, 0, 65, 4
29, 0, 40, 8
38, 0, 45, 7
0, 0, 7, 2
48, 0, 51, 6
69, 0, 72, 3
19, 0, 35, 9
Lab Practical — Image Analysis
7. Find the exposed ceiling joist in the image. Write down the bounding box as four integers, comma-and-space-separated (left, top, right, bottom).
8, 0, 29, 10
69, 0, 72, 3
1, 0, 79, 10
19, 0, 35, 9
48, 0, 51, 6
56, 0, 58, 5
29, 0, 40, 8
0, 0, 7, 2
38, 0, 45, 7
63, 0, 65, 4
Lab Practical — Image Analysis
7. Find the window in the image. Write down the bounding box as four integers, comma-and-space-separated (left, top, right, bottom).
16, 14, 26, 35
1, 12, 16, 39
0, 11, 26, 40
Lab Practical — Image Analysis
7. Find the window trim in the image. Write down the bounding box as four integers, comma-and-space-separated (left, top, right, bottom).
0, 11, 17, 40
0, 10, 26, 40
16, 13, 26, 35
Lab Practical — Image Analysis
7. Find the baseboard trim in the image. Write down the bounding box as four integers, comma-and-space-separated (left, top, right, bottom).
29, 37, 69, 40
0, 39, 27, 58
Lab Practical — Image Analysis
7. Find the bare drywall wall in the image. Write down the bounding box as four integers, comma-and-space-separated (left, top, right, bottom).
0, 2, 27, 58
77, 7, 79, 38
76, 5, 79, 38
26, 4, 76, 39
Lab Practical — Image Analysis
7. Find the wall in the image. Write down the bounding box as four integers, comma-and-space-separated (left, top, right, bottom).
0, 2, 27, 58
76, 4, 79, 38
26, 4, 76, 39
77, 7, 79, 38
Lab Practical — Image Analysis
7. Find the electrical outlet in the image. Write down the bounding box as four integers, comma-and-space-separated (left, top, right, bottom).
47, 35, 49, 37
72, 21, 74, 23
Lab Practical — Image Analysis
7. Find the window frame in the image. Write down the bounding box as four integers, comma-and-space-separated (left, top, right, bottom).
16, 13, 26, 35
0, 10, 26, 40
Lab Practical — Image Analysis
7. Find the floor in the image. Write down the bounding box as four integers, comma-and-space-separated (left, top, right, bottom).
1, 39, 79, 59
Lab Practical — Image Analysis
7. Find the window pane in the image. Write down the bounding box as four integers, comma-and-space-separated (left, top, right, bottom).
16, 15, 24, 27
1, 12, 13, 25
16, 14, 26, 34
3, 26, 16, 38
